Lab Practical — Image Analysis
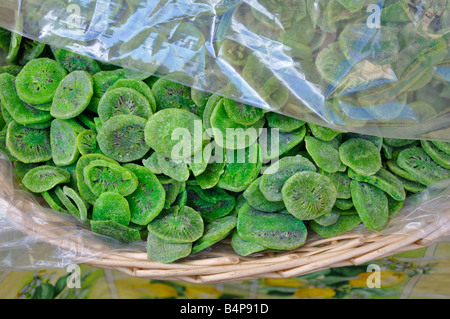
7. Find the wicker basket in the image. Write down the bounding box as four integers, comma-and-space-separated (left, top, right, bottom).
4, 164, 450, 284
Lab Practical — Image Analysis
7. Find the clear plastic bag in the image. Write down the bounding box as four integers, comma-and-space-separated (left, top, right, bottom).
0, 0, 449, 270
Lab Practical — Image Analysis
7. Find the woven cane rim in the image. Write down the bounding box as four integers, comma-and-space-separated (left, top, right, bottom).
6, 180, 450, 284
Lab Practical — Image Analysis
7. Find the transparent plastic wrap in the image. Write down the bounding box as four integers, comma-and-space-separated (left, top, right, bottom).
0, 0, 449, 272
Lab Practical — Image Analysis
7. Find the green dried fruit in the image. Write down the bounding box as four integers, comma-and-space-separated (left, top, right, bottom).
22, 165, 70, 193
351, 180, 389, 231
83, 159, 139, 197
236, 202, 308, 251
97, 114, 150, 163
92, 192, 131, 226
15, 58, 67, 105
282, 171, 337, 220
50, 71, 94, 119
147, 205, 204, 244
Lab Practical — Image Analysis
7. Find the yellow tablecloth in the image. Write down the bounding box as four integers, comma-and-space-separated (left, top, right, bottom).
1, 237, 449, 299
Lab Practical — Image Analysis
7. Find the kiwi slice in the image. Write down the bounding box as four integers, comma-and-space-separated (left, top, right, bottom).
62, 186, 90, 221
50, 70, 94, 120
339, 138, 382, 176
420, 140, 450, 169
15, 58, 67, 105
185, 185, 236, 223
305, 136, 342, 173
90, 220, 141, 243
260, 155, 317, 202
107, 78, 156, 113
351, 180, 389, 231
223, 98, 265, 126
97, 114, 150, 163
192, 216, 237, 254
144, 108, 203, 160
266, 112, 305, 133
319, 169, 352, 200
50, 119, 84, 166
92, 69, 125, 98
282, 171, 337, 220
230, 230, 266, 257
83, 159, 139, 197
146, 231, 192, 263
75, 153, 119, 205
310, 214, 362, 239
217, 143, 262, 192
348, 167, 406, 201
0, 73, 53, 126
313, 207, 341, 227
6, 121, 52, 164
243, 177, 286, 213
76, 129, 101, 155
21, 165, 70, 193
152, 78, 195, 111
51, 47, 102, 74
156, 152, 190, 182
397, 147, 450, 186
236, 203, 308, 251
210, 98, 265, 150
147, 205, 204, 244
97, 87, 152, 123
123, 163, 166, 226
92, 192, 131, 226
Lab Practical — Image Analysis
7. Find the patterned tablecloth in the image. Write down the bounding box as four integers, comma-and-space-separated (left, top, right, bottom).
1, 236, 449, 299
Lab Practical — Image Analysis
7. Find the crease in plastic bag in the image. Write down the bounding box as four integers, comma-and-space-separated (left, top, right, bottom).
0, 0, 449, 141
0, 148, 449, 270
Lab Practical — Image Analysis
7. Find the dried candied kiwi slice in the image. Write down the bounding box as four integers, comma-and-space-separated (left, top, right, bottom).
236, 203, 308, 251
90, 220, 141, 243
223, 98, 265, 126
243, 177, 285, 213
15, 58, 67, 105
420, 140, 450, 169
83, 159, 139, 197
22, 165, 70, 193
348, 167, 406, 201
51, 47, 101, 74
210, 98, 265, 150
338, 138, 382, 176
350, 180, 389, 231
152, 78, 195, 111
75, 153, 118, 205
305, 136, 342, 173
0, 73, 52, 126
310, 214, 362, 239
260, 155, 317, 202
6, 121, 52, 164
92, 192, 131, 226
97, 114, 150, 163
50, 70, 94, 119
107, 78, 156, 113
123, 163, 166, 226
76, 129, 101, 155
192, 216, 237, 254
144, 108, 203, 159
97, 87, 152, 123
50, 119, 83, 166
281, 171, 337, 220
397, 147, 450, 186
147, 205, 204, 244
146, 231, 192, 263
185, 185, 236, 222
